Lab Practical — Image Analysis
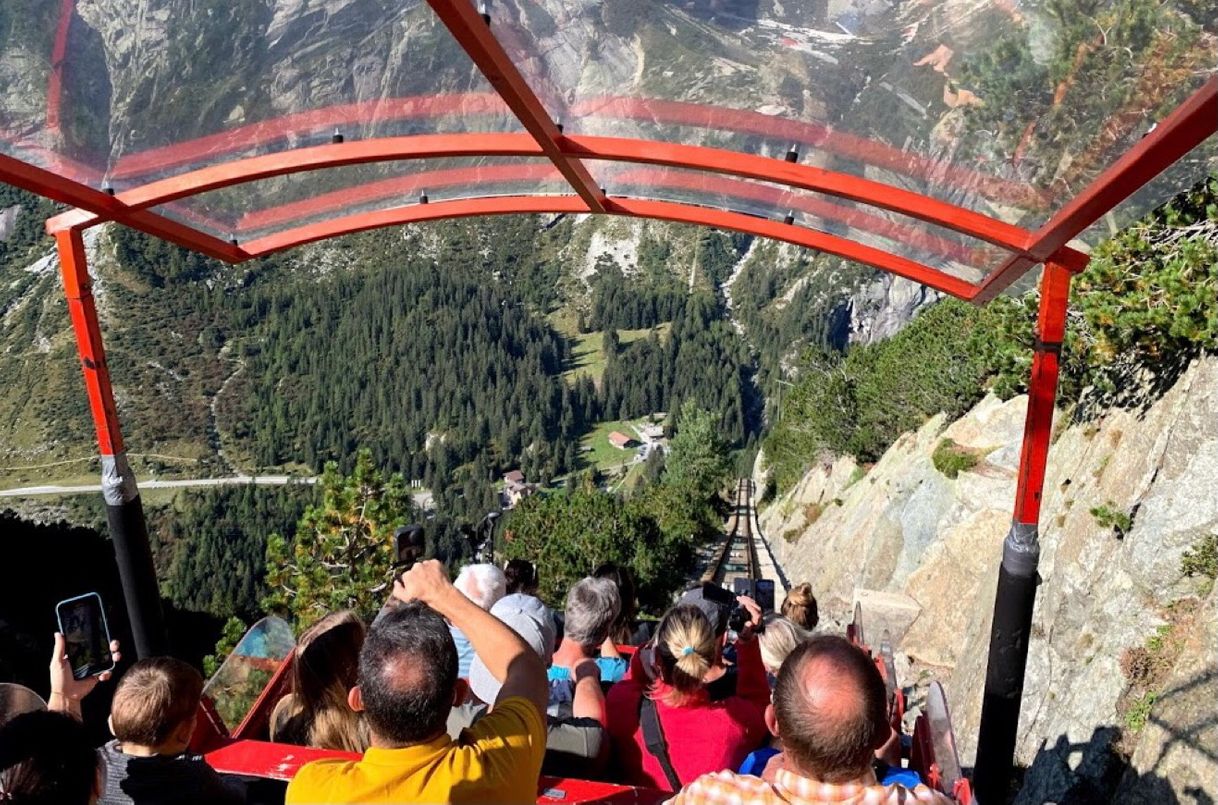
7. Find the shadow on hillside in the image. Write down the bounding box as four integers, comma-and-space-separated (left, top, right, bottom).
1072, 350, 1196, 424
1009, 668, 1217, 804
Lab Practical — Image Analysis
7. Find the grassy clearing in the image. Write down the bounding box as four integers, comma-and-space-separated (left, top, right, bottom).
0, 470, 99, 491
562, 325, 671, 385
549, 309, 671, 386
580, 419, 643, 471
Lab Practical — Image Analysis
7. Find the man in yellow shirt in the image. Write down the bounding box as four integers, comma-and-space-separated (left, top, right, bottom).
286, 560, 548, 804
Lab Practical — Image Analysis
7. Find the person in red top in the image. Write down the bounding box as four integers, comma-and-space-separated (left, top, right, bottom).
606, 597, 769, 791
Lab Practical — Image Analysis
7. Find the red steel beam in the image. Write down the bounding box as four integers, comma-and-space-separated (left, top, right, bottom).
243, 195, 590, 255
45, 132, 546, 231
234, 162, 564, 233
974, 260, 1074, 799
242, 194, 979, 300
0, 151, 244, 261
423, 0, 607, 213
569, 96, 1050, 210
0, 151, 126, 214
1012, 261, 1073, 525
601, 167, 982, 265
611, 198, 979, 299
229, 162, 980, 266
46, 132, 1050, 265
56, 228, 124, 456
567, 136, 1039, 254
973, 77, 1217, 304
108, 93, 511, 181
86, 90, 1038, 211
46, 0, 75, 133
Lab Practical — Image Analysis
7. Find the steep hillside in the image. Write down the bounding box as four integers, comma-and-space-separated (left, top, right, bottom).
758, 356, 1218, 802
0, 197, 922, 487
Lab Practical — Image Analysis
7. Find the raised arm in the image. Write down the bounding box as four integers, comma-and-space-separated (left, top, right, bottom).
733, 597, 770, 708
569, 658, 606, 724
394, 560, 548, 716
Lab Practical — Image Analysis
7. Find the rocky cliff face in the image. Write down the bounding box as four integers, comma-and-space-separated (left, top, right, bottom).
758, 356, 1218, 802
575, 217, 930, 347
845, 275, 939, 345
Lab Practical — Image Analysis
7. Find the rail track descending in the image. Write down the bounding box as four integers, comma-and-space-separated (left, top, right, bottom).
703, 478, 759, 595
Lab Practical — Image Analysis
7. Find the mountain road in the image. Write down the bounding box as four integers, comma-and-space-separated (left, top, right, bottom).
0, 475, 314, 497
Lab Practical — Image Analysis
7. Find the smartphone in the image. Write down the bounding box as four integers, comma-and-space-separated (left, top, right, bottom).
55, 592, 115, 680
394, 524, 425, 570
754, 579, 776, 612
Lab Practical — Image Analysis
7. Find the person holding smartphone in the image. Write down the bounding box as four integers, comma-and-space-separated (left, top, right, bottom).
0, 623, 120, 803
49, 631, 121, 720
47, 593, 245, 805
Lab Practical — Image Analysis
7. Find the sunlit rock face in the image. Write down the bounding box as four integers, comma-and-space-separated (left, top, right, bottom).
758, 356, 1218, 802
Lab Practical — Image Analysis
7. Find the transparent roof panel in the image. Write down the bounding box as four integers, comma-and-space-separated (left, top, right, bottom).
0, 0, 518, 187
0, 0, 1212, 285
498, 0, 1217, 230
147, 157, 570, 242
589, 160, 1011, 283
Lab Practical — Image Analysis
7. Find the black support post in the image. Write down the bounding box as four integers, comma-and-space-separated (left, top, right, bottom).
973, 262, 1073, 802
102, 454, 168, 658
57, 229, 168, 659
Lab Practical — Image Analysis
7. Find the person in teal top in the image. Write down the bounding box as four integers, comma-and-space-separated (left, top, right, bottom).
548, 577, 622, 717
595, 655, 629, 682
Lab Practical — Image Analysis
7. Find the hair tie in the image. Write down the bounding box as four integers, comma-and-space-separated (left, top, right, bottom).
681, 646, 695, 656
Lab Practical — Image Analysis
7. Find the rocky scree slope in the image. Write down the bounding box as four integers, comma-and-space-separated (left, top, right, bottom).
758, 356, 1218, 802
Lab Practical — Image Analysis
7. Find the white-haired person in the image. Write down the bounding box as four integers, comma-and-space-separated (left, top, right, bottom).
548, 577, 620, 720
452, 585, 611, 778
451, 563, 507, 678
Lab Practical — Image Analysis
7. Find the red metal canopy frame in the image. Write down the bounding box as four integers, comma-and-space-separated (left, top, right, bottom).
0, 0, 1210, 794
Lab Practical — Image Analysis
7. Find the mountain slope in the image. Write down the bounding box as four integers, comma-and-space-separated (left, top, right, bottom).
758, 355, 1218, 802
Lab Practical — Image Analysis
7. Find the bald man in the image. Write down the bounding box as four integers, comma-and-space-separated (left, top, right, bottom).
666, 635, 953, 805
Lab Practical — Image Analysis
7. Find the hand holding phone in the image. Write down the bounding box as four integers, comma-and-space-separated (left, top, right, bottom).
49, 631, 119, 709
55, 593, 116, 681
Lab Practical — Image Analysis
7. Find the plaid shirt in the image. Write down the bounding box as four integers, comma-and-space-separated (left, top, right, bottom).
665, 768, 956, 805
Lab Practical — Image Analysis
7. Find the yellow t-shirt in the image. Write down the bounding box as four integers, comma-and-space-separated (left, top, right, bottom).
285, 696, 545, 804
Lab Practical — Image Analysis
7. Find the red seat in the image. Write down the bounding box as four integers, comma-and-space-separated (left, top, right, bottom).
205, 739, 667, 804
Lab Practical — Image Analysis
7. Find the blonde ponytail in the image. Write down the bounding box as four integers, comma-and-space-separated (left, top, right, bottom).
653, 605, 716, 706
781, 583, 819, 631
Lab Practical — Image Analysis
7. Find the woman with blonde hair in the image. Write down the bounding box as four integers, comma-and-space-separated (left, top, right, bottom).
780, 583, 819, 631
270, 611, 368, 752
605, 601, 770, 791
757, 613, 812, 680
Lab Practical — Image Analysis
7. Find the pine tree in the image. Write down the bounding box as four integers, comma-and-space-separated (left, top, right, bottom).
263, 449, 416, 629
664, 400, 732, 501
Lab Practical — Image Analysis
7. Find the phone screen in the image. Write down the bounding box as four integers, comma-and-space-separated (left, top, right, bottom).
56, 593, 113, 680
754, 580, 776, 612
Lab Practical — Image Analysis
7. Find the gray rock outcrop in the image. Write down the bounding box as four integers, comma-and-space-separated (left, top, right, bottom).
759, 356, 1218, 802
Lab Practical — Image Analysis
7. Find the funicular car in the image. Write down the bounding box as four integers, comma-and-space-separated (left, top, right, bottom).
0, 0, 1213, 801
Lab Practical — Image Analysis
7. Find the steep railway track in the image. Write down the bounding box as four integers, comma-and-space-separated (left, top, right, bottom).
704, 478, 760, 595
